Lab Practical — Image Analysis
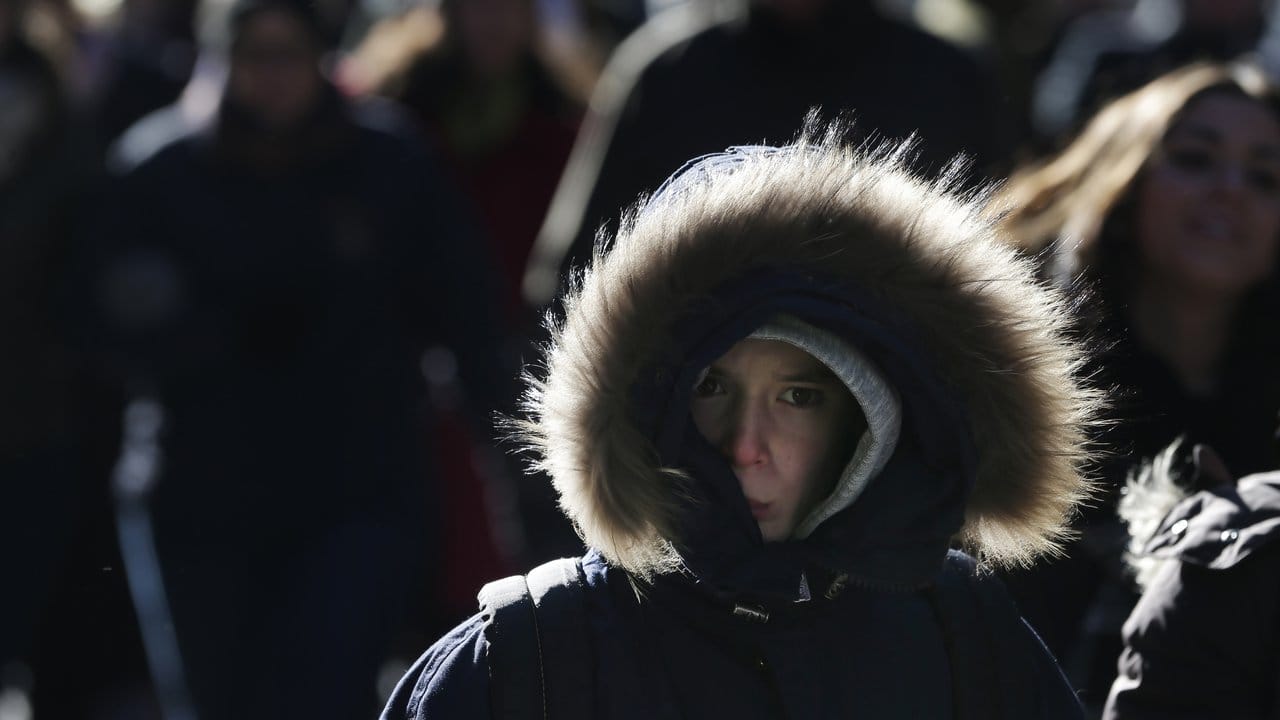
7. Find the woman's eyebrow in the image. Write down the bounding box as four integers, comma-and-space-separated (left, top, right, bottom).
774, 368, 840, 384
1252, 143, 1280, 162
1170, 124, 1222, 144
1168, 124, 1280, 160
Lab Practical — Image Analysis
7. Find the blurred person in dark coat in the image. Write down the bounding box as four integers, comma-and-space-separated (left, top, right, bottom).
344, 0, 593, 571
1031, 0, 1272, 143
1104, 437, 1280, 719
354, 0, 585, 325
79, 0, 200, 155
82, 0, 508, 714
523, 0, 1009, 308
991, 61, 1280, 711
0, 0, 96, 698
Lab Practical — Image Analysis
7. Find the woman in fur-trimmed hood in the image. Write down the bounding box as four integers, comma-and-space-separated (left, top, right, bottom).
382, 124, 1097, 720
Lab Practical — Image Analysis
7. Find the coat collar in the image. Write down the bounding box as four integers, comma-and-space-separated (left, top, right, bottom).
1145, 472, 1280, 570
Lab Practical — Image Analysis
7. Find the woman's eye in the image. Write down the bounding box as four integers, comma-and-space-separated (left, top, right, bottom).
1166, 147, 1214, 172
781, 387, 822, 407
693, 376, 724, 398
1246, 167, 1280, 193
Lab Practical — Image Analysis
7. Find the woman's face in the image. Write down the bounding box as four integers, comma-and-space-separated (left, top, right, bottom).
690, 339, 862, 542
1135, 92, 1280, 297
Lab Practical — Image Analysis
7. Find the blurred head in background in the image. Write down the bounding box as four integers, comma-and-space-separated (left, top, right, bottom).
224, 0, 327, 132
1181, 0, 1267, 32
1135, 87, 1280, 298
0, 0, 19, 46
759, 0, 833, 25
0, 0, 66, 186
995, 62, 1280, 306
444, 0, 535, 80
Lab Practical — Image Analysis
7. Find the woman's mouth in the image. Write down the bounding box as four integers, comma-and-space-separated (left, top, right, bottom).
748, 500, 772, 519
1188, 211, 1238, 245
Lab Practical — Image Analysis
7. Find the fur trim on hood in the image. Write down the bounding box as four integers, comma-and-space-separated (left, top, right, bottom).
513, 123, 1101, 579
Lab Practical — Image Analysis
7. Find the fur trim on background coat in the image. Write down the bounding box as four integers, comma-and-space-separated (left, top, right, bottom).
1120, 437, 1247, 590
514, 124, 1102, 578
1119, 439, 1200, 590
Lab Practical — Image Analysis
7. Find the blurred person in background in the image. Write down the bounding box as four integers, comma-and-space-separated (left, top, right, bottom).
0, 0, 97, 707
351, 0, 586, 328
344, 0, 593, 571
991, 61, 1280, 712
1031, 0, 1273, 144
895, 0, 1117, 156
1103, 434, 1279, 719
84, 0, 199, 153
71, 0, 510, 714
522, 0, 1010, 310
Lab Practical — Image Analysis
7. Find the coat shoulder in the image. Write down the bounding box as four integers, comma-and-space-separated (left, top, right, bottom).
934, 551, 1083, 719
379, 613, 491, 720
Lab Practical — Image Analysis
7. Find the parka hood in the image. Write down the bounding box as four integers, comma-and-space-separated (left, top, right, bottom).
513, 126, 1100, 590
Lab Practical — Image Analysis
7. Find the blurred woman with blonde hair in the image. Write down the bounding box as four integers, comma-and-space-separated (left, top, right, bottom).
991, 61, 1280, 709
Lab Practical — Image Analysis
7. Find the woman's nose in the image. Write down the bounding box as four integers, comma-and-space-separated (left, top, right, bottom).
722, 404, 769, 468
1210, 162, 1248, 196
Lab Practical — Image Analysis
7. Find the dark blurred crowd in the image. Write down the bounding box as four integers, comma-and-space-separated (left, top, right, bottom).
2, 0, 1278, 717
